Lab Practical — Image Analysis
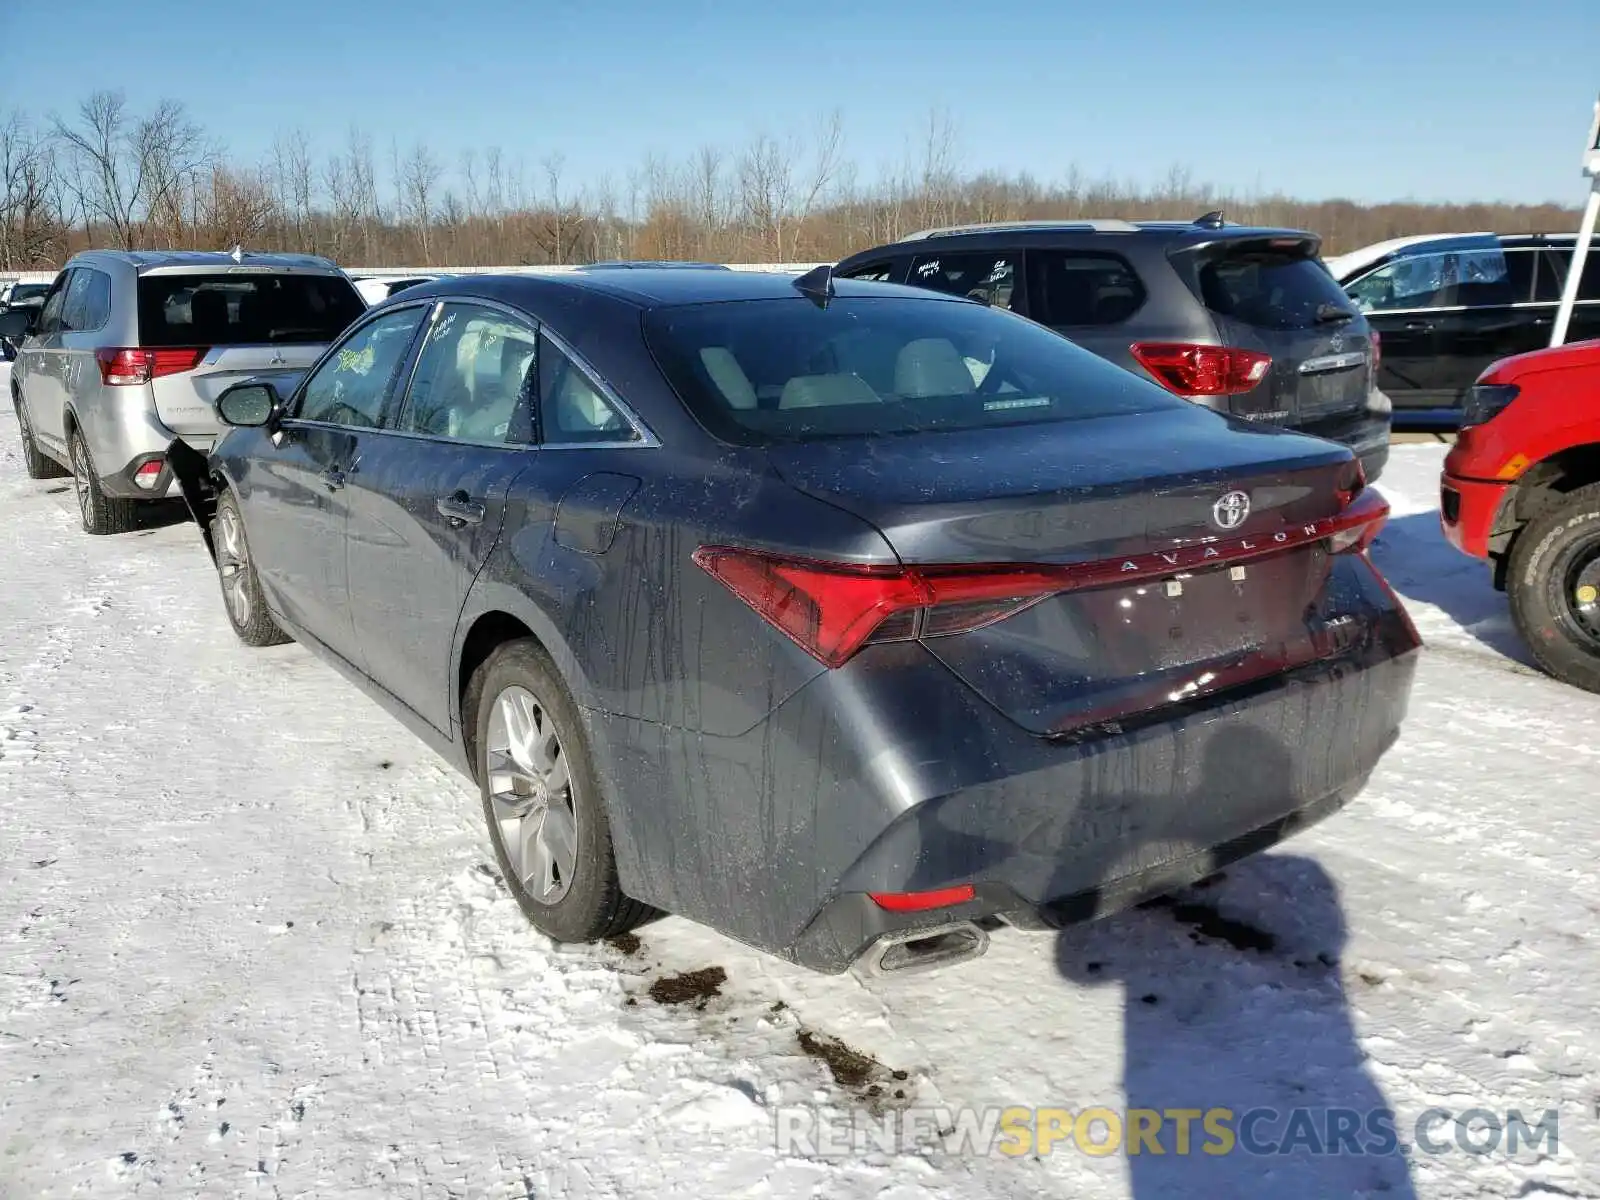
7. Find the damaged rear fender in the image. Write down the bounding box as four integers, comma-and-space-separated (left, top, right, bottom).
164, 438, 222, 562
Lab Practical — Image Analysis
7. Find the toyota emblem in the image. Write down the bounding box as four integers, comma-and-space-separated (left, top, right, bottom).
1212, 491, 1251, 530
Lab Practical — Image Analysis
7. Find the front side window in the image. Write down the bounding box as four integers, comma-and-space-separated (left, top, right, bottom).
538, 333, 637, 444
295, 306, 426, 428
644, 294, 1185, 446
397, 303, 537, 443
1027, 251, 1146, 326
1346, 249, 1514, 313
33, 273, 69, 336
136, 272, 366, 347
907, 252, 1019, 310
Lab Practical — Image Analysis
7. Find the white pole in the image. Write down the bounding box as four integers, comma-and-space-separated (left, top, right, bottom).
1552, 180, 1600, 348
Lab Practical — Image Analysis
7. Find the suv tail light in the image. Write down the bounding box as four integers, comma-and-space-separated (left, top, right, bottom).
695, 492, 1391, 667
96, 347, 207, 386
1129, 342, 1271, 398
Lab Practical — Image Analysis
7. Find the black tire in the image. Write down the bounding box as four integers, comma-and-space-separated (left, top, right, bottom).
13, 392, 68, 480
467, 639, 649, 943
211, 490, 290, 647
1507, 482, 1600, 694
68, 427, 139, 536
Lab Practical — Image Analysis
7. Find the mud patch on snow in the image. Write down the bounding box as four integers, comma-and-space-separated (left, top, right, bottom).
647, 966, 726, 1008
608, 932, 642, 956
796, 1027, 914, 1111
797, 1028, 879, 1089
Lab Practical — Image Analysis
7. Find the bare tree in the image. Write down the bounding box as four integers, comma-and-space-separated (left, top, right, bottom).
0, 111, 66, 267
52, 91, 140, 248
399, 141, 443, 263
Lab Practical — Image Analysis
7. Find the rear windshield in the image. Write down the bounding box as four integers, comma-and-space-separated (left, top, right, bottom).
643, 295, 1185, 445
136, 272, 365, 348
1184, 241, 1354, 332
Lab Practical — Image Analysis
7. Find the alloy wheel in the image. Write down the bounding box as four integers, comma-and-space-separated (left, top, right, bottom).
485, 685, 578, 904
69, 435, 92, 526
215, 504, 253, 628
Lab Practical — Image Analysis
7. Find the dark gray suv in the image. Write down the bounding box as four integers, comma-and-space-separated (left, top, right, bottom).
835, 214, 1392, 481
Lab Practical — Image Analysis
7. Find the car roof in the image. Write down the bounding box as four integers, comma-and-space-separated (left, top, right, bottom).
880, 217, 1314, 245
398, 268, 955, 309
68, 248, 342, 274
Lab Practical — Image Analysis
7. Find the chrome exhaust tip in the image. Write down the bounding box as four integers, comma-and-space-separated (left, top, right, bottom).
854, 920, 990, 978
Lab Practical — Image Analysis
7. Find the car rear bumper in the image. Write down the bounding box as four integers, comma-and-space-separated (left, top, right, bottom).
1297, 410, 1391, 482
588, 559, 1421, 973
1439, 472, 1508, 559
85, 401, 214, 500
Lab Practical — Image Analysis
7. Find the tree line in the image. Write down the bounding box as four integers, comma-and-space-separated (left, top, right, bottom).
0, 92, 1584, 272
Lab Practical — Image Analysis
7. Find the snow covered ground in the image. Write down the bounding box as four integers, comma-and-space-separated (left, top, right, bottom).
0, 396, 1596, 1198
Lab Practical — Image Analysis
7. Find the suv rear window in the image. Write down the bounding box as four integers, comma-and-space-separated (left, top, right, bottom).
136, 273, 365, 348
1183, 240, 1354, 332
643, 295, 1184, 446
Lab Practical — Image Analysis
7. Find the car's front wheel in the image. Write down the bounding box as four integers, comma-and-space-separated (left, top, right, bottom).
212, 489, 290, 647
467, 639, 649, 943
13, 393, 67, 480
1508, 482, 1600, 694
68, 428, 139, 535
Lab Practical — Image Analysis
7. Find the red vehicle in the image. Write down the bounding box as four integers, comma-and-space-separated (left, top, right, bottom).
1441, 337, 1600, 691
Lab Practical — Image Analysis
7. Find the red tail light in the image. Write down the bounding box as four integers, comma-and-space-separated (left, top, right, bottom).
695, 490, 1391, 668
96, 347, 207, 386
690, 548, 1063, 668
1129, 342, 1271, 398
1369, 330, 1381, 373
869, 884, 976, 912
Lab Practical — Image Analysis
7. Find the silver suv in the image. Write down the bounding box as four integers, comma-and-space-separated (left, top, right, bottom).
1, 250, 365, 533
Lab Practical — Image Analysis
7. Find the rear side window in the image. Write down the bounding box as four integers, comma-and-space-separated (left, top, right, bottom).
907, 252, 1020, 310
61, 269, 111, 332
538, 333, 638, 444
643, 295, 1184, 446
1538, 245, 1600, 302
1026, 251, 1146, 326
838, 259, 903, 283
136, 273, 365, 348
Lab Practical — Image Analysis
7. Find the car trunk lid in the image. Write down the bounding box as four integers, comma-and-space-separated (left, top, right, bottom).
135, 269, 363, 436
1172, 235, 1375, 428
149, 350, 318, 436
763, 410, 1376, 735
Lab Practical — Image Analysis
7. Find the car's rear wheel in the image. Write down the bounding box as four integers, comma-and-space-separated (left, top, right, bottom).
13, 393, 68, 480
468, 639, 648, 943
1508, 482, 1600, 694
212, 490, 290, 647
68, 427, 139, 535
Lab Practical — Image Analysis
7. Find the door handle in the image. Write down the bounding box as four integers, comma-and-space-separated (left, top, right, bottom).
436, 491, 486, 526
1403, 320, 1434, 331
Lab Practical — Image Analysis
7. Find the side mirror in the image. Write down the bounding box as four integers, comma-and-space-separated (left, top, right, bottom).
0, 308, 32, 342
216, 381, 281, 428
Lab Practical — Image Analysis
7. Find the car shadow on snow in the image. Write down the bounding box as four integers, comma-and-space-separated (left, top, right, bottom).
1367, 510, 1535, 667
1045, 725, 1419, 1198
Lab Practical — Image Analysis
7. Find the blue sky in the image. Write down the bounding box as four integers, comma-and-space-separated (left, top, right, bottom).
4, 0, 1597, 207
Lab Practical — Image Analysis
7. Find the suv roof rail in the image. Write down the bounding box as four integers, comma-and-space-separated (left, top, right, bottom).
897, 218, 1142, 241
